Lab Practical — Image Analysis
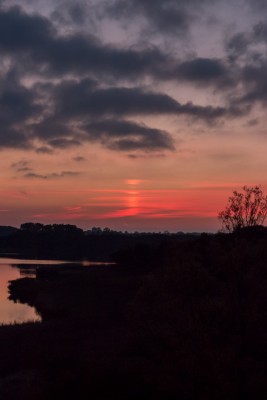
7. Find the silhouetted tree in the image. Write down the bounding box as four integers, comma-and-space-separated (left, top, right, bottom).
218, 185, 267, 232
20, 222, 44, 232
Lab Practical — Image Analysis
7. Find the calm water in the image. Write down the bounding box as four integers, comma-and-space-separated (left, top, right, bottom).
0, 258, 112, 325
0, 258, 81, 325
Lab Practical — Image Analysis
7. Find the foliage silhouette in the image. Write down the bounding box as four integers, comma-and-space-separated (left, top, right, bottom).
0, 223, 198, 260
218, 185, 267, 232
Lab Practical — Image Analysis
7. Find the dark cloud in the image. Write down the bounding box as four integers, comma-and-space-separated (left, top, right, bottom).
32, 118, 73, 139
0, 128, 30, 149
0, 4, 254, 154
30, 81, 181, 152
104, 0, 216, 37
48, 138, 82, 148
247, 0, 267, 11
51, 79, 234, 120
68, 3, 86, 24
53, 83, 180, 117
127, 153, 166, 159
52, 1, 88, 25
10, 161, 81, 179
225, 32, 251, 60
73, 156, 86, 162
16, 166, 32, 172
84, 119, 175, 152
174, 58, 230, 85
0, 6, 53, 53
247, 118, 259, 126
106, 0, 190, 35
27, 74, 246, 153
176, 102, 226, 119
224, 22, 267, 106
0, 6, 233, 89
24, 170, 81, 179
0, 64, 234, 152
24, 172, 48, 179
240, 61, 267, 103
0, 72, 41, 149
11, 160, 31, 172
0, 6, 166, 79
59, 171, 81, 177
35, 146, 54, 154
44, 37, 167, 79
225, 20, 267, 61
11, 160, 29, 168
253, 21, 267, 42
222, 26, 267, 106
0, 79, 37, 123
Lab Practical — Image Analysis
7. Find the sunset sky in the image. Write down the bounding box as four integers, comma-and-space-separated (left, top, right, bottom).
1, 0, 267, 231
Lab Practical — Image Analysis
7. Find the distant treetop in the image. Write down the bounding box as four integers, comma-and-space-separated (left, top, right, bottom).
218, 185, 267, 233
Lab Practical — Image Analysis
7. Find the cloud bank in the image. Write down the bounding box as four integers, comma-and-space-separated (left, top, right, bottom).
0, 1, 265, 155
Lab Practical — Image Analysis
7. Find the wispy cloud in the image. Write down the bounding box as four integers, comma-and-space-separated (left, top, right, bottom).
24, 171, 81, 179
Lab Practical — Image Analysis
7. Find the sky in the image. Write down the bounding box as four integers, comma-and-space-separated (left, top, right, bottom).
1, 0, 267, 232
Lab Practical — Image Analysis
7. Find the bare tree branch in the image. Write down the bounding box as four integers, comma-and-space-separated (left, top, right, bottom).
218, 186, 267, 232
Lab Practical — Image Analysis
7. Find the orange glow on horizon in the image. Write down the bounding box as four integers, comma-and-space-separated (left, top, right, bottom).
2, 164, 264, 231
30, 187, 224, 223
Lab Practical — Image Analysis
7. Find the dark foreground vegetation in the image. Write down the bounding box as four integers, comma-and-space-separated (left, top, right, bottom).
0, 222, 200, 260
0, 226, 267, 399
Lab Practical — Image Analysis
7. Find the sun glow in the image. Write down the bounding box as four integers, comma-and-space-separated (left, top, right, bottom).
125, 179, 142, 186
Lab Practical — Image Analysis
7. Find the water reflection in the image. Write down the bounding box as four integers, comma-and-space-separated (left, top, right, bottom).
0, 258, 73, 324
0, 263, 41, 324
0, 257, 114, 325
19, 268, 36, 278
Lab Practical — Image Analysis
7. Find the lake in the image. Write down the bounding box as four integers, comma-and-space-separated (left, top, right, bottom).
0, 258, 113, 325
0, 258, 84, 325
